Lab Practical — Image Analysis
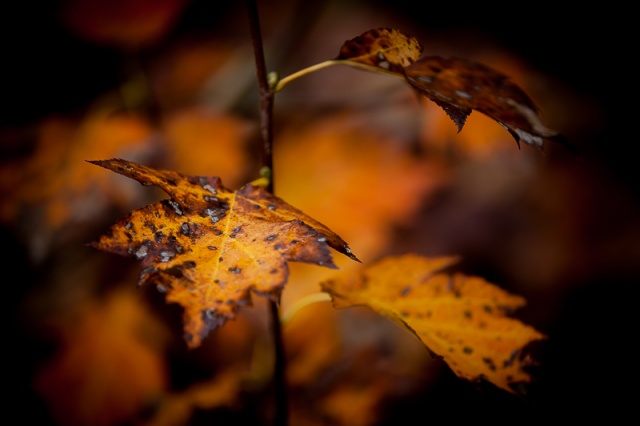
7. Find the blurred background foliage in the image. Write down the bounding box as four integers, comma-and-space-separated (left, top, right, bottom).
1, 0, 634, 425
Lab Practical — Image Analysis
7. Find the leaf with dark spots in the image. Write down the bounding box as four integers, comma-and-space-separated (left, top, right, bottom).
403, 56, 567, 150
320, 253, 545, 394
336, 27, 423, 74
87, 158, 359, 349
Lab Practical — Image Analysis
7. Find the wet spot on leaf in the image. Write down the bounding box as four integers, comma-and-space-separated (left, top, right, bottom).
166, 200, 183, 216
158, 250, 176, 262
134, 245, 149, 259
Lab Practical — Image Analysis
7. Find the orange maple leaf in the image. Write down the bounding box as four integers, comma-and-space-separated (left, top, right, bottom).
87, 158, 359, 348
320, 253, 545, 394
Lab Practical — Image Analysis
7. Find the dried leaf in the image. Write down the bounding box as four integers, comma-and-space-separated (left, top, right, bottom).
404, 56, 567, 149
336, 27, 423, 74
88, 158, 359, 348
320, 253, 546, 394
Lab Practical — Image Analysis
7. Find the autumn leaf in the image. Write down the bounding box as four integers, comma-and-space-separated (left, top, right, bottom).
404, 56, 567, 150
336, 27, 423, 74
320, 253, 545, 394
281, 27, 567, 151
87, 158, 359, 349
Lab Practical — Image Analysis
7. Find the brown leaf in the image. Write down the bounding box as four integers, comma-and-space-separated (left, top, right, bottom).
336, 27, 423, 74
320, 253, 546, 394
404, 56, 567, 149
87, 158, 359, 348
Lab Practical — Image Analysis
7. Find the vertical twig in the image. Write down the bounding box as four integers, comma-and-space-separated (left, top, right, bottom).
245, 1, 287, 426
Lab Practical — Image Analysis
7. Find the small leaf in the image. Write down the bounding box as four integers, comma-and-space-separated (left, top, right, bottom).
336, 27, 423, 73
320, 253, 546, 394
404, 56, 567, 149
87, 158, 359, 348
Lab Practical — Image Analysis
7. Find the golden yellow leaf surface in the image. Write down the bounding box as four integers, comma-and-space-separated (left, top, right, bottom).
88, 158, 359, 348
320, 254, 545, 394
336, 27, 423, 74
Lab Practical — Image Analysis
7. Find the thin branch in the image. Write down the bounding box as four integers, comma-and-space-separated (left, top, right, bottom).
245, 1, 288, 426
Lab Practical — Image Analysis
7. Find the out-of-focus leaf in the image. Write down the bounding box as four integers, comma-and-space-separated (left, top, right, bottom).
33, 288, 169, 426
274, 111, 447, 307
0, 112, 157, 259
283, 299, 344, 386
284, 302, 437, 426
88, 158, 359, 348
59, 0, 189, 49
276, 111, 444, 258
320, 253, 546, 394
162, 107, 254, 189
142, 369, 245, 426
336, 27, 423, 74
404, 56, 567, 149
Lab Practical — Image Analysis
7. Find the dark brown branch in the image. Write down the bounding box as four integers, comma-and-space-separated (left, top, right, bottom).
245, 1, 287, 426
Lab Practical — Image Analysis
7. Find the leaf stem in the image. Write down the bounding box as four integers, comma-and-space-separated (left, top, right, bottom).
280, 292, 332, 324
274, 60, 340, 92
246, 1, 287, 425
274, 59, 404, 92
